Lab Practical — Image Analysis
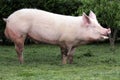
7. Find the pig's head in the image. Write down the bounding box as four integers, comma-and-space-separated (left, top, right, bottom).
81, 11, 111, 41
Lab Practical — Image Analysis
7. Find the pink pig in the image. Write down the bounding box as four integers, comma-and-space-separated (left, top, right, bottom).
3, 9, 111, 64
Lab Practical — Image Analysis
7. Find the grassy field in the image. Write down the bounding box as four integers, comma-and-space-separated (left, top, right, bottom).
0, 43, 120, 80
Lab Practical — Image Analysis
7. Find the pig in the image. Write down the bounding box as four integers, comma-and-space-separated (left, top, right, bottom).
3, 8, 111, 64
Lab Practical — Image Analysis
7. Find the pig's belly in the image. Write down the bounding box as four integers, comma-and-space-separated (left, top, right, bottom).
28, 29, 60, 44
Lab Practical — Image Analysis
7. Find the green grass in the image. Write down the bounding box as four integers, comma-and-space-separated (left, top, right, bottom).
0, 43, 120, 80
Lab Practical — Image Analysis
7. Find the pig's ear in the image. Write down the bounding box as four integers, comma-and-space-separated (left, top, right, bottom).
82, 13, 91, 25
89, 11, 96, 19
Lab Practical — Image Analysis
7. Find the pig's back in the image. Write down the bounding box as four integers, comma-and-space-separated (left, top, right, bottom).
7, 9, 56, 24
7, 8, 80, 25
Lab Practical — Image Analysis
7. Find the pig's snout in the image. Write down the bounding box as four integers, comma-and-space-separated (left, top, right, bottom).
100, 28, 111, 40
107, 28, 111, 34
102, 28, 111, 36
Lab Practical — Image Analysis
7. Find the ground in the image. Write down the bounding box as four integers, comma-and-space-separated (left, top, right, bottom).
0, 43, 120, 80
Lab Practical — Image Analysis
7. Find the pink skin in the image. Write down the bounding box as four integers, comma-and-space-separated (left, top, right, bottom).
102, 28, 111, 36
3, 9, 111, 64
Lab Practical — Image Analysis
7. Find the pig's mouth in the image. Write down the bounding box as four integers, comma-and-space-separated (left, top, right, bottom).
100, 35, 109, 40
101, 35, 109, 39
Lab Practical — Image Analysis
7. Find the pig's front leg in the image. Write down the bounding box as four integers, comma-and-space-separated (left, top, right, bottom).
60, 47, 68, 64
60, 46, 75, 64
68, 47, 76, 64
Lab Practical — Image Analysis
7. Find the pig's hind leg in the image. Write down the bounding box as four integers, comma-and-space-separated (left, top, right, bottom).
14, 36, 25, 64
5, 27, 26, 64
